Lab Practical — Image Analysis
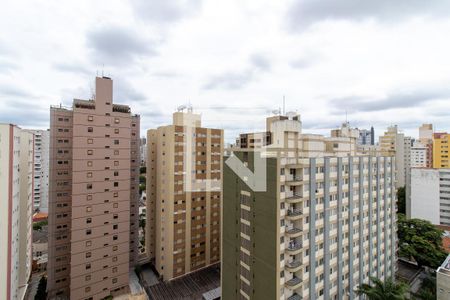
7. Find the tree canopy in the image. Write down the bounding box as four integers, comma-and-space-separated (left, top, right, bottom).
397, 214, 447, 268
355, 276, 408, 300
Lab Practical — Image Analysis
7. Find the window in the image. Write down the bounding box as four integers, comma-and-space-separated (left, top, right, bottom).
85, 287, 91, 292
87, 194, 92, 201
113, 192, 118, 197
112, 267, 118, 273
85, 264, 91, 270
112, 278, 117, 284
114, 140, 119, 145
86, 218, 92, 224
87, 150, 93, 155
86, 241, 92, 247
114, 128, 119, 134
85, 275, 91, 281
114, 171, 119, 176
114, 118, 120, 124
87, 161, 93, 167
113, 245, 118, 251
113, 224, 118, 230
86, 229, 92, 235
113, 214, 118, 219
112, 256, 118, 262
87, 138, 93, 144
113, 203, 118, 208
87, 184, 92, 190
114, 182, 119, 187
113, 235, 118, 240
114, 161, 119, 166
86, 206, 92, 212
87, 172, 92, 178
88, 127, 93, 133
86, 252, 91, 258
88, 115, 93, 121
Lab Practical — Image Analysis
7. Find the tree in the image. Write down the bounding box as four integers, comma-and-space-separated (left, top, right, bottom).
355, 277, 408, 300
33, 220, 48, 231
411, 271, 436, 300
397, 186, 406, 214
397, 214, 447, 268
140, 166, 146, 174
139, 175, 146, 184
35, 276, 47, 300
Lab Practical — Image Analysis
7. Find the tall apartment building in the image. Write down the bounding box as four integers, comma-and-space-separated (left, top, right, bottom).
437, 254, 450, 300
47, 77, 140, 300
29, 129, 50, 212
379, 125, 410, 188
433, 133, 450, 168
409, 168, 450, 226
410, 141, 427, 168
223, 114, 397, 300
140, 137, 147, 166
357, 127, 375, 146
146, 110, 223, 281
0, 124, 34, 300
419, 124, 433, 168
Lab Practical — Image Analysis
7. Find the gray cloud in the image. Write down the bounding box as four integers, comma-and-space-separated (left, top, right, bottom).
330, 89, 449, 113
53, 62, 92, 75
131, 0, 202, 23
114, 79, 147, 102
86, 25, 157, 66
287, 0, 450, 30
0, 84, 34, 98
203, 70, 254, 90
250, 53, 271, 71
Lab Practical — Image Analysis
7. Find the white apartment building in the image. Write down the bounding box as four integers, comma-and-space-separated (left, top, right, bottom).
410, 168, 450, 226
411, 141, 427, 168
29, 129, 50, 212
223, 114, 397, 300
437, 254, 450, 300
0, 124, 34, 300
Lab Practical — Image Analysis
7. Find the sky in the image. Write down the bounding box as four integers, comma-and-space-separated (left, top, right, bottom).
1, 0, 450, 143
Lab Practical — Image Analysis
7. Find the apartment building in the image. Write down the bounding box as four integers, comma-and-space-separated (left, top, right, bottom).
357, 127, 375, 146
29, 129, 50, 212
223, 114, 397, 300
433, 133, 450, 168
418, 124, 433, 168
409, 168, 450, 226
146, 109, 223, 281
0, 124, 34, 300
437, 254, 450, 300
237, 132, 272, 148
411, 141, 427, 168
379, 125, 410, 188
47, 77, 140, 300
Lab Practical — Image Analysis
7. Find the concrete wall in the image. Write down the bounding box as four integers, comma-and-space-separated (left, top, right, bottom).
410, 168, 440, 223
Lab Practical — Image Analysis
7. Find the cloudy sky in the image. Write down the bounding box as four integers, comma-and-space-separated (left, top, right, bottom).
1, 0, 450, 142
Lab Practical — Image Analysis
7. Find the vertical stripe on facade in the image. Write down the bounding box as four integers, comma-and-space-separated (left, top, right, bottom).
323, 158, 330, 300
348, 158, 354, 300
337, 157, 343, 300
358, 157, 364, 287
383, 157, 389, 278
309, 158, 316, 300
376, 157, 381, 278
368, 156, 373, 277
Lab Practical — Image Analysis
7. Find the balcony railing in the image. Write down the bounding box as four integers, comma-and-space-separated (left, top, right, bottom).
287, 209, 302, 217
286, 243, 301, 252
286, 227, 302, 237
285, 277, 302, 289
287, 293, 302, 300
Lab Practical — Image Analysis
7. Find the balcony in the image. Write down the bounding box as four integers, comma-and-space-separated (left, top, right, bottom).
285, 277, 302, 290
286, 243, 302, 255
285, 260, 302, 272
285, 227, 302, 238
285, 194, 302, 204
286, 209, 302, 221
285, 175, 302, 186
287, 293, 302, 300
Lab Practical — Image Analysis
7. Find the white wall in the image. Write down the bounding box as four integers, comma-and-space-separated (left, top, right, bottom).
410, 168, 440, 224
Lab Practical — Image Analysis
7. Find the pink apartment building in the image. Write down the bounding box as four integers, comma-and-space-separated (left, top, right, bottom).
47, 77, 140, 300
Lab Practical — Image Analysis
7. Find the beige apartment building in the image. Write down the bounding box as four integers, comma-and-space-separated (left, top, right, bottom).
223, 113, 397, 300
0, 124, 34, 300
146, 109, 223, 281
47, 77, 140, 300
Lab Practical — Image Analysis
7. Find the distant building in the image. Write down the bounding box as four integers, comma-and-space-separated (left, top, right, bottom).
409, 168, 450, 226
418, 124, 434, 168
433, 132, 450, 168
140, 137, 147, 166
358, 126, 375, 145
437, 254, 450, 300
411, 141, 427, 168
146, 110, 223, 281
47, 77, 140, 299
29, 129, 50, 212
0, 124, 34, 300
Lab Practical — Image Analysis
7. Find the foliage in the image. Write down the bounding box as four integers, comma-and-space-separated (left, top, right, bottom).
139, 175, 146, 184
139, 183, 146, 195
355, 276, 408, 300
411, 271, 436, 300
139, 218, 146, 229
35, 276, 47, 300
140, 166, 146, 174
33, 220, 48, 231
397, 214, 447, 268
397, 186, 406, 214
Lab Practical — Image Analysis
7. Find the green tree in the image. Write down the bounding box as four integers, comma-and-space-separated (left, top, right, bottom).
355, 277, 408, 300
33, 220, 48, 231
397, 186, 406, 214
35, 276, 47, 300
397, 214, 447, 268
139, 175, 146, 184
411, 271, 436, 300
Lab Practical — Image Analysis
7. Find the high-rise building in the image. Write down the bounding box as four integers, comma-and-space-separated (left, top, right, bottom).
411, 141, 427, 168
146, 109, 223, 281
437, 254, 450, 300
140, 137, 147, 166
29, 129, 50, 212
433, 132, 450, 169
47, 77, 140, 300
418, 124, 433, 168
410, 168, 450, 226
357, 127, 375, 146
379, 125, 410, 188
222, 114, 397, 300
0, 124, 34, 300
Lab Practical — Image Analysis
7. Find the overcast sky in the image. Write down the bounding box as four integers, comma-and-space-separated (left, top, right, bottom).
1, 0, 450, 142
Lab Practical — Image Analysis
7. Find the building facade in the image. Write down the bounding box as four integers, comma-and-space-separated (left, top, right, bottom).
146, 110, 223, 281
357, 127, 375, 146
47, 77, 140, 300
410, 141, 427, 168
418, 124, 433, 168
0, 124, 34, 300
433, 133, 449, 169
437, 254, 450, 300
29, 129, 50, 212
223, 115, 397, 300
409, 168, 450, 226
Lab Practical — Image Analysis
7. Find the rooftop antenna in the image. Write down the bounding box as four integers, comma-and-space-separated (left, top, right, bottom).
283, 95, 286, 115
